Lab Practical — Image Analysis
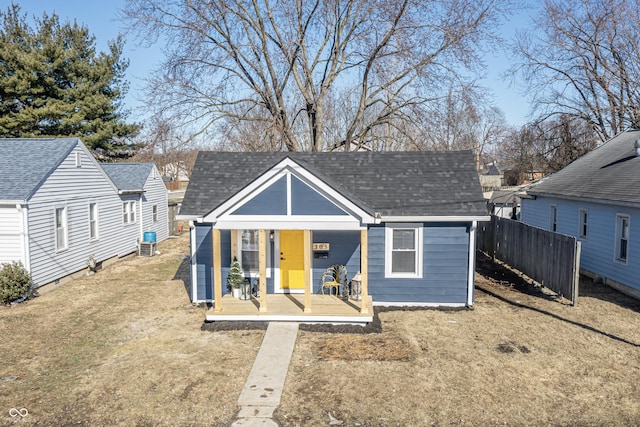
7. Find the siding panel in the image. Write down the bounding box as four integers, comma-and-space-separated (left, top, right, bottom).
368, 223, 470, 304
522, 196, 640, 293
0, 206, 23, 265
27, 145, 130, 287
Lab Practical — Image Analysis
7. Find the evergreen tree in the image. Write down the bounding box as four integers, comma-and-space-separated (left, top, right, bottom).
227, 256, 244, 291
0, 4, 140, 159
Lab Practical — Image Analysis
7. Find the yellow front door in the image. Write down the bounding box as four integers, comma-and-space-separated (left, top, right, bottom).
280, 230, 305, 290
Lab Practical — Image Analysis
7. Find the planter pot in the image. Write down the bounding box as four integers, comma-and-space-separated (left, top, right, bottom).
232, 288, 241, 299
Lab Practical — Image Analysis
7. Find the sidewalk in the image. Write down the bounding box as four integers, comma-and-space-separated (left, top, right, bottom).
232, 322, 299, 426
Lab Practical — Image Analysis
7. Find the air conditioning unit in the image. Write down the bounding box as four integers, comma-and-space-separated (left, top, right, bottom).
139, 242, 155, 257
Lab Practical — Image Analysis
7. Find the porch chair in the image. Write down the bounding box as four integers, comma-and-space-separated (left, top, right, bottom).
321, 264, 347, 297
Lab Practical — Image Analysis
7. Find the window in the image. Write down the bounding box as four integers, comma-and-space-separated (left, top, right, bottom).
241, 230, 259, 272
550, 205, 558, 232
579, 209, 588, 239
385, 224, 423, 278
615, 214, 630, 264
152, 205, 158, 223
75, 151, 82, 167
55, 207, 68, 251
123, 201, 136, 225
89, 203, 98, 240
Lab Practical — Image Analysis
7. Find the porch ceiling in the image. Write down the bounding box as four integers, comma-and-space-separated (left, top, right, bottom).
205, 294, 373, 324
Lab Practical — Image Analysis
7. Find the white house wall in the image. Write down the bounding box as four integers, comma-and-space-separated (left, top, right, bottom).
26, 144, 133, 287
141, 167, 169, 243
0, 205, 24, 266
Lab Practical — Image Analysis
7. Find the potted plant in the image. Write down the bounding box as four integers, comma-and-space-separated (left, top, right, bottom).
227, 256, 244, 298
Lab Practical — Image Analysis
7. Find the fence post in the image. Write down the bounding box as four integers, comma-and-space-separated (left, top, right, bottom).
572, 241, 581, 306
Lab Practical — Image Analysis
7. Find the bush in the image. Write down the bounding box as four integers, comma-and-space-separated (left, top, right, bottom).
0, 261, 32, 304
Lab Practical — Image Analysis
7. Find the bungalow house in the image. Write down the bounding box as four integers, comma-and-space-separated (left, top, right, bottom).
520, 129, 640, 299
0, 138, 167, 291
178, 151, 489, 322
101, 163, 169, 251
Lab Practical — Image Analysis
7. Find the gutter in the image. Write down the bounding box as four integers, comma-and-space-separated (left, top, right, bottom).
381, 215, 491, 222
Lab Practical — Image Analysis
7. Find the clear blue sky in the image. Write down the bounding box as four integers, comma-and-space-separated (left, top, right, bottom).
11, 0, 536, 128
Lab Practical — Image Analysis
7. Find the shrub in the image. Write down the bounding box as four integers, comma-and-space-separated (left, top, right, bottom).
0, 261, 32, 304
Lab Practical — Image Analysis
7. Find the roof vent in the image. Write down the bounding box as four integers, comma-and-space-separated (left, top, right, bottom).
636, 140, 640, 156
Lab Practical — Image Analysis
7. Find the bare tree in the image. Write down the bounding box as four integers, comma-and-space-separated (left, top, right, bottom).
122, 0, 512, 152
499, 115, 597, 185
512, 0, 640, 142
133, 116, 201, 180
413, 84, 510, 166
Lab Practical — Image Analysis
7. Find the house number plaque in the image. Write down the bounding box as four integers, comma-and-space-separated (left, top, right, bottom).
312, 243, 330, 251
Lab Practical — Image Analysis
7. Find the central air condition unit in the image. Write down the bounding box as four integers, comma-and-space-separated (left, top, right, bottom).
139, 241, 155, 257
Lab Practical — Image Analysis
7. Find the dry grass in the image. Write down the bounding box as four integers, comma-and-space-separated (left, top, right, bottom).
0, 234, 264, 426
2, 236, 640, 426
278, 265, 640, 427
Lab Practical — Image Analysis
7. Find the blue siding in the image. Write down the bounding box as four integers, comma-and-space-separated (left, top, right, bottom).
193, 224, 231, 301
311, 231, 360, 292
232, 176, 287, 215
291, 176, 348, 215
522, 196, 640, 293
367, 223, 470, 303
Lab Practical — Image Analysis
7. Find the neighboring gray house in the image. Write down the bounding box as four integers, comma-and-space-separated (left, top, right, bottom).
101, 163, 169, 250
0, 138, 167, 290
178, 151, 489, 320
521, 129, 640, 299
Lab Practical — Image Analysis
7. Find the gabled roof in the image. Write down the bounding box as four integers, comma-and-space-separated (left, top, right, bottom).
528, 129, 640, 205
180, 151, 487, 219
101, 163, 153, 193
0, 138, 79, 202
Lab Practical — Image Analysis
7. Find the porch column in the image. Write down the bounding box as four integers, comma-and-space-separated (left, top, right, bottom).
360, 229, 369, 314
213, 228, 223, 312
259, 229, 268, 312
303, 229, 312, 313
230, 230, 238, 259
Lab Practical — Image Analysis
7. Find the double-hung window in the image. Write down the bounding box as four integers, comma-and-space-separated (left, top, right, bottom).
240, 230, 259, 273
615, 214, 630, 264
89, 203, 99, 241
385, 224, 423, 278
152, 205, 158, 223
55, 206, 68, 251
578, 208, 588, 239
123, 201, 136, 225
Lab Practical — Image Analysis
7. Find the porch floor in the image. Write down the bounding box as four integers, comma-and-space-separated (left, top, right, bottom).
205, 294, 374, 324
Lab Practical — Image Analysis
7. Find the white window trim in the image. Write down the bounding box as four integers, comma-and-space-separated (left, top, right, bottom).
550, 204, 558, 232
578, 208, 588, 240
236, 229, 271, 278
89, 202, 99, 241
75, 151, 82, 167
123, 201, 137, 225
614, 213, 630, 265
54, 205, 68, 252
152, 204, 158, 223
385, 223, 423, 278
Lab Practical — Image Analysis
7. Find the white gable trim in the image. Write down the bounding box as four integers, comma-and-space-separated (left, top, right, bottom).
203, 157, 374, 228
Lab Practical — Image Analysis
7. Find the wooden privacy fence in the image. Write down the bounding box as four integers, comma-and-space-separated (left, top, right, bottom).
477, 216, 581, 305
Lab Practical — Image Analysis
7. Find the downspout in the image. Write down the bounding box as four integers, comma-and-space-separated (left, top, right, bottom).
17, 204, 30, 272
189, 221, 197, 302
467, 220, 477, 307
139, 193, 144, 242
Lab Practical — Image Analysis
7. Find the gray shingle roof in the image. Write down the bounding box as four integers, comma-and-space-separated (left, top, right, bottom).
180, 151, 487, 218
101, 163, 153, 192
528, 129, 640, 205
0, 138, 79, 201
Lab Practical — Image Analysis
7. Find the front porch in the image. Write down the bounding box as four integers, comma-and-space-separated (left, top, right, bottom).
205, 294, 374, 323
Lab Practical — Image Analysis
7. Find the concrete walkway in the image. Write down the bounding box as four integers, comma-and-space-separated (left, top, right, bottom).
232, 322, 299, 427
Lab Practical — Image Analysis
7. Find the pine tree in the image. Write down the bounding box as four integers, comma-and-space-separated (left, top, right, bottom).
227, 256, 244, 291
0, 4, 140, 160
